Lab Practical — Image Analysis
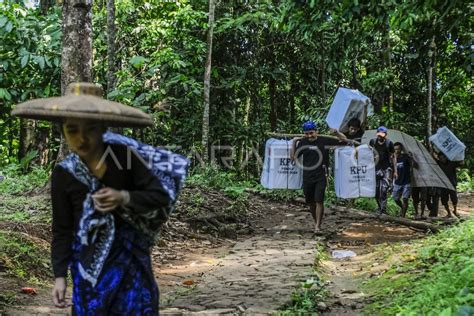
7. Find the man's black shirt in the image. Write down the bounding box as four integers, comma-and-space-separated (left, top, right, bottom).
370, 139, 395, 170
296, 137, 343, 183
394, 154, 411, 185
344, 129, 364, 143
437, 160, 462, 187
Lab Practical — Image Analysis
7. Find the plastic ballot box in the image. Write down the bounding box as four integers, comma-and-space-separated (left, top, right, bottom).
260, 138, 302, 189
334, 145, 376, 198
429, 126, 466, 161
326, 87, 370, 132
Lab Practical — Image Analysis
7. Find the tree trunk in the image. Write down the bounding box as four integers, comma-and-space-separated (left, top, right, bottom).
40, 0, 54, 15
289, 70, 296, 127
202, 0, 216, 163
386, 22, 393, 113
18, 119, 36, 163
8, 118, 14, 158
106, 0, 117, 95
56, 0, 93, 162
269, 77, 277, 131
427, 36, 436, 139
106, 0, 122, 134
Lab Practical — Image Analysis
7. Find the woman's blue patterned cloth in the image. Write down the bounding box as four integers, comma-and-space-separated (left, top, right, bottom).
71, 224, 159, 315
59, 132, 188, 300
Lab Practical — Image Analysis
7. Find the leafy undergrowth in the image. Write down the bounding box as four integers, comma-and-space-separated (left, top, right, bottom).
363, 219, 474, 315
280, 243, 329, 314
0, 164, 50, 195
187, 165, 303, 202
0, 163, 51, 223
457, 169, 473, 193
0, 230, 52, 284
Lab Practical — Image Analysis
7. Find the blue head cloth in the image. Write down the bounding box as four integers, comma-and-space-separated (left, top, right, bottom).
302, 121, 317, 132
376, 126, 388, 135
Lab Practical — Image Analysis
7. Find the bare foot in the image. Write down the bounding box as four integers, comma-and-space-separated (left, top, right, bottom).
313, 225, 324, 235
445, 214, 452, 218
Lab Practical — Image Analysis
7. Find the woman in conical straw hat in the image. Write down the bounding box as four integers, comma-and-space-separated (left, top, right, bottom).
12, 82, 189, 315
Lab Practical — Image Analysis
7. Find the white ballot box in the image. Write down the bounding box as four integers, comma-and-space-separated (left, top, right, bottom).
326, 87, 370, 132
335, 145, 375, 198
429, 126, 466, 161
260, 138, 303, 189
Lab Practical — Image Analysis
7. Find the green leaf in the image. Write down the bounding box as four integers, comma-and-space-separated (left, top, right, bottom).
1, 60, 9, 70
20, 54, 29, 68
5, 21, 13, 33
0, 16, 8, 28
457, 305, 474, 316
36, 56, 45, 70
0, 88, 12, 101
129, 56, 147, 69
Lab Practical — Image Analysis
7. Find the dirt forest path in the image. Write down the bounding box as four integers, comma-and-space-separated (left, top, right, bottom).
158, 191, 471, 315
3, 193, 472, 315
159, 200, 319, 314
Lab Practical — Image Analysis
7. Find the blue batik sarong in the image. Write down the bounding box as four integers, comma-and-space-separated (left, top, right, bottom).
59, 132, 188, 315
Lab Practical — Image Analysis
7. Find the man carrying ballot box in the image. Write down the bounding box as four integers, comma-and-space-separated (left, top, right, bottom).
291, 121, 345, 233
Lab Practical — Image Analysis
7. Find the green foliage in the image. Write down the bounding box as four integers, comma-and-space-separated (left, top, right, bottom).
0, 230, 52, 284
93, 0, 207, 148
187, 165, 254, 200
0, 290, 17, 314
19, 150, 38, 173
253, 185, 303, 202
0, 194, 51, 223
0, 163, 50, 194
280, 243, 329, 314
280, 278, 327, 314
0, 3, 61, 164
0, 163, 51, 224
457, 169, 473, 193
364, 219, 474, 315
0, 0, 472, 176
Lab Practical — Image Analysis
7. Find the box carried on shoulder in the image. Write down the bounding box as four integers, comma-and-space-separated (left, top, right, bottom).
429, 127, 465, 161
260, 138, 303, 189
326, 87, 370, 132
334, 144, 376, 198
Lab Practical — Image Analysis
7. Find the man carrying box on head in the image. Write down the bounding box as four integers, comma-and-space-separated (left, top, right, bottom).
291, 121, 345, 234
331, 117, 365, 144
433, 151, 463, 218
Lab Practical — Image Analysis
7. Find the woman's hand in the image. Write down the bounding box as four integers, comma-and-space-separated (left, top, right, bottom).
92, 187, 130, 212
52, 277, 67, 308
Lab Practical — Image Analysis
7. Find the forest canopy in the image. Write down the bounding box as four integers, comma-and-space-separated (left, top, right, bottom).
0, 0, 472, 175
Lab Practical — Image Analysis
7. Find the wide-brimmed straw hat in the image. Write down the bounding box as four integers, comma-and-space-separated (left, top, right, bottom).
11, 82, 153, 127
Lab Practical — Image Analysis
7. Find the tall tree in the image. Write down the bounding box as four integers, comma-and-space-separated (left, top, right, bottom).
427, 35, 436, 139
61, 0, 93, 92
202, 0, 216, 163
106, 0, 117, 94
57, 0, 93, 160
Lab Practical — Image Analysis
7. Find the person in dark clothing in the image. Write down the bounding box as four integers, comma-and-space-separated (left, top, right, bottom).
434, 152, 463, 217
332, 118, 364, 144
392, 142, 417, 217
369, 126, 397, 214
426, 187, 441, 217
291, 121, 345, 233
12, 82, 188, 315
51, 129, 168, 314
412, 187, 428, 219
